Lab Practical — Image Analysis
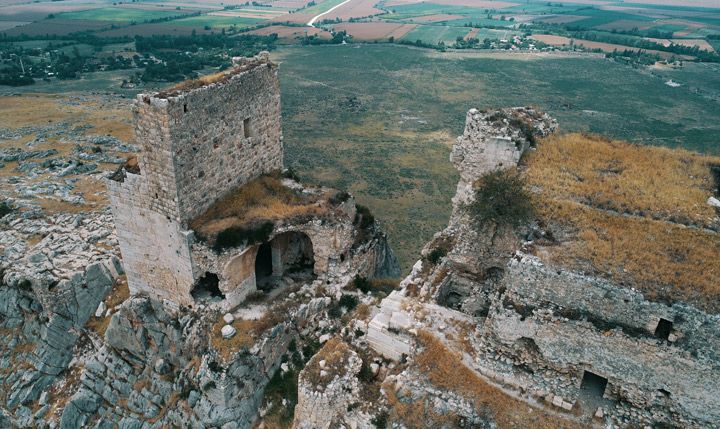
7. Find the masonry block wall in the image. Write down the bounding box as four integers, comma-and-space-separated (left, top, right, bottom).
133, 54, 282, 226
107, 54, 282, 306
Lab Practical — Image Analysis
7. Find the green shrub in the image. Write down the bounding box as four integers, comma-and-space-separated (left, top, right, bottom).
339, 294, 358, 311
264, 367, 299, 423
0, 201, 12, 218
354, 204, 375, 229
468, 170, 534, 228
330, 190, 350, 205
351, 275, 397, 296
328, 304, 343, 319
427, 247, 446, 264
352, 275, 372, 294
213, 221, 273, 251
281, 167, 300, 181
357, 360, 374, 383
371, 412, 388, 429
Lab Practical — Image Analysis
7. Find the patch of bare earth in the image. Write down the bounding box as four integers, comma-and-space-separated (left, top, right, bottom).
333, 21, 416, 40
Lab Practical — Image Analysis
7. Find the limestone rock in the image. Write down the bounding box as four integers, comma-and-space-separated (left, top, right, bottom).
222, 325, 237, 339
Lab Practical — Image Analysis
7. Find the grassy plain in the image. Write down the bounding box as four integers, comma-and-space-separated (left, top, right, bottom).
275, 44, 720, 270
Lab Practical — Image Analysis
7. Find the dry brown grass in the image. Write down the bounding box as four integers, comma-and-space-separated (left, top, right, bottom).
354, 303, 371, 321
302, 338, 354, 386
190, 175, 328, 240
384, 385, 461, 428
86, 277, 129, 338
106, 276, 130, 309
210, 298, 293, 361
412, 331, 582, 429
526, 133, 720, 311
526, 133, 719, 227
211, 317, 260, 361
12, 342, 36, 354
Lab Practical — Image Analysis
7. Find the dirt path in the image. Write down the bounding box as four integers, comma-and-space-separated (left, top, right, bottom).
307, 0, 355, 26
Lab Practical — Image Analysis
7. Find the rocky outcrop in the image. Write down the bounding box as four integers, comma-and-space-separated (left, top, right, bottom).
0, 260, 116, 426
293, 339, 367, 429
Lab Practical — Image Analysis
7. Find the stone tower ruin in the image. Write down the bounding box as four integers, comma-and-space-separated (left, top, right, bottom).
108, 53, 399, 309
107, 53, 282, 306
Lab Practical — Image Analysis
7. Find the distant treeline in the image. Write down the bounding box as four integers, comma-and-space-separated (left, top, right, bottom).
135, 33, 278, 54
523, 23, 719, 62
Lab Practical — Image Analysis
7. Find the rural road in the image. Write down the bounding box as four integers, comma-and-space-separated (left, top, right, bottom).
307, 0, 354, 27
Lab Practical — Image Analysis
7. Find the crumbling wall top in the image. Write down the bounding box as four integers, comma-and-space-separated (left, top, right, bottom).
142, 52, 274, 101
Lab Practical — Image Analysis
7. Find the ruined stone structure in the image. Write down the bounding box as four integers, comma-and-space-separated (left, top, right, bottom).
368, 108, 720, 428
108, 53, 399, 309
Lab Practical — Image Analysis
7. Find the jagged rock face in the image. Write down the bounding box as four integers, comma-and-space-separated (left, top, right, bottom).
58, 296, 268, 429
0, 261, 115, 426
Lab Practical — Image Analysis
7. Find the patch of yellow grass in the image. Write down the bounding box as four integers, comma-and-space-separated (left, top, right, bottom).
526, 133, 720, 311
526, 133, 719, 227
412, 331, 582, 429
159, 62, 267, 98
211, 300, 293, 361
191, 175, 328, 239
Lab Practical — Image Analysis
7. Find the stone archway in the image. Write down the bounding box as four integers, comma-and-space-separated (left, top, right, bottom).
255, 231, 315, 291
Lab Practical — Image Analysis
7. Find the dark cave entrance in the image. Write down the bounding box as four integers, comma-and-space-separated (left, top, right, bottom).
190, 272, 225, 303
580, 370, 608, 399
254, 242, 273, 285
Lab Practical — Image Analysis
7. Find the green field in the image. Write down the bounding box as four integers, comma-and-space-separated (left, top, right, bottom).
401, 25, 471, 44
302, 0, 350, 16
172, 15, 265, 28
274, 44, 720, 271
57, 7, 184, 23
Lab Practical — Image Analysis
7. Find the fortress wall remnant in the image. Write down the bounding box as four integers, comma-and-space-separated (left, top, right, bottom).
449, 107, 557, 210
107, 171, 195, 304
132, 53, 282, 227
107, 54, 282, 306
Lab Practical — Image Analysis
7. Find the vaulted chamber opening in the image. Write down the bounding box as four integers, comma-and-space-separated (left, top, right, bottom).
655, 318, 673, 340
580, 370, 608, 399
255, 242, 273, 284
191, 272, 225, 302
254, 231, 315, 292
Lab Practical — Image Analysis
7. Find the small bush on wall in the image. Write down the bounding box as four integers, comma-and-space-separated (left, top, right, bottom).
468, 170, 534, 228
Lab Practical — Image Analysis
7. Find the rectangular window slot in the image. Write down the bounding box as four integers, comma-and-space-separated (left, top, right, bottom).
243, 118, 252, 138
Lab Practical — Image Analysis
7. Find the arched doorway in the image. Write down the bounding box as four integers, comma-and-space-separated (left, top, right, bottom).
255, 231, 315, 291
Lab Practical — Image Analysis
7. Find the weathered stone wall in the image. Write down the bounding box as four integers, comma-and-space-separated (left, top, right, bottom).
107, 173, 196, 305
133, 54, 282, 227
108, 54, 282, 306
483, 257, 720, 426
293, 339, 368, 429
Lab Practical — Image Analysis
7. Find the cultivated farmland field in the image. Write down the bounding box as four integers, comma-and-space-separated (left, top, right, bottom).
56, 7, 188, 23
